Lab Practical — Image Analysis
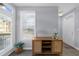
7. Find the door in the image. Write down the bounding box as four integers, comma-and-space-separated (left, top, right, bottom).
62, 12, 75, 47
20, 11, 35, 49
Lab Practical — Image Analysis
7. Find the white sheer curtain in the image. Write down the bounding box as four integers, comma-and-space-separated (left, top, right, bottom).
19, 11, 35, 49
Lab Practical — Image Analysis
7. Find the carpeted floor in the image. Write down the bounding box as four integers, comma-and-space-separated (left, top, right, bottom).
9, 44, 79, 56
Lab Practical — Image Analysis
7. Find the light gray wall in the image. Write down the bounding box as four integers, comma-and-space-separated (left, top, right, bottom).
75, 7, 79, 49
16, 6, 58, 49
36, 7, 58, 37
58, 16, 63, 37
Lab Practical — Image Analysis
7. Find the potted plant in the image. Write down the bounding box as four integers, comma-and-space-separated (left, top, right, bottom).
53, 32, 58, 39
14, 42, 24, 54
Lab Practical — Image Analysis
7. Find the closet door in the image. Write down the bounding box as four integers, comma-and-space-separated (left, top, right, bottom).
33, 40, 42, 54
62, 12, 75, 47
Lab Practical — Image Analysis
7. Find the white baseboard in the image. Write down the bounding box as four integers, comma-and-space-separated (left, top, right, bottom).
64, 42, 79, 51
0, 47, 15, 56
23, 48, 32, 50
2, 48, 14, 56
4, 48, 15, 56
73, 46, 79, 50
0, 47, 32, 56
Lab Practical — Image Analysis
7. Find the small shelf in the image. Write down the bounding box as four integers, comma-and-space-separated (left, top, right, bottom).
42, 46, 51, 48
42, 48, 51, 53
42, 42, 51, 44
42, 40, 52, 54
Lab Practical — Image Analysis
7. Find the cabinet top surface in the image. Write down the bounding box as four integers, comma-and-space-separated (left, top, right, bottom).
32, 37, 63, 41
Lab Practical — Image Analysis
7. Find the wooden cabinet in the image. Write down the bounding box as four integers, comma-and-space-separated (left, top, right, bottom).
52, 40, 63, 55
32, 37, 63, 55
32, 40, 42, 54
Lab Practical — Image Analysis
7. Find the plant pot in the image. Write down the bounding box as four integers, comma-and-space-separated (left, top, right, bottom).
15, 48, 23, 54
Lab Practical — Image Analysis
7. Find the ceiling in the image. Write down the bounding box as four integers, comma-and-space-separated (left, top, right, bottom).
13, 3, 79, 7
13, 3, 79, 16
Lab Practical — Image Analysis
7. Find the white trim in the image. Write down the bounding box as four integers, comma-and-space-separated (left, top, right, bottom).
34, 10, 37, 37
73, 46, 79, 51
3, 48, 15, 56
64, 42, 79, 51
23, 48, 32, 50
0, 47, 14, 56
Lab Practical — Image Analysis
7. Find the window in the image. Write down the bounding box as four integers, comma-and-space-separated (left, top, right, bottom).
0, 20, 11, 33
23, 14, 35, 36
0, 13, 12, 50
20, 11, 35, 38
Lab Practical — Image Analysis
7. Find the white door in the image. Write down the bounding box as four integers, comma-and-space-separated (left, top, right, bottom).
62, 12, 75, 47
20, 11, 35, 49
